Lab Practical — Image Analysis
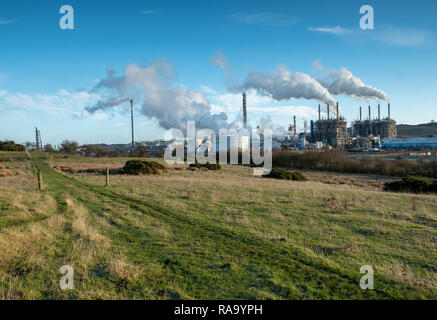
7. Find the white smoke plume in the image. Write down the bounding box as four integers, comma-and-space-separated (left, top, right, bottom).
319, 67, 388, 101
238, 65, 337, 105
85, 97, 131, 113
86, 60, 230, 131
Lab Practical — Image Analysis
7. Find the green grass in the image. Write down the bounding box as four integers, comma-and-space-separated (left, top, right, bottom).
0, 151, 436, 299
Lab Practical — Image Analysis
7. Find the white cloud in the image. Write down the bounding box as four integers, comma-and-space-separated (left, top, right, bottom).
0, 89, 104, 117
309, 24, 433, 47
210, 104, 225, 113
228, 13, 301, 27
0, 20, 15, 25
308, 26, 351, 35
200, 85, 218, 95
369, 26, 433, 47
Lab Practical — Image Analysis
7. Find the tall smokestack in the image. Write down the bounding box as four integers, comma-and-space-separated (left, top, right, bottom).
388, 103, 391, 119
318, 104, 321, 121
359, 106, 362, 121
327, 104, 330, 120
130, 98, 135, 149
336, 102, 339, 120
368, 105, 371, 120
242, 92, 247, 129
293, 115, 296, 135
378, 104, 381, 121
310, 120, 314, 143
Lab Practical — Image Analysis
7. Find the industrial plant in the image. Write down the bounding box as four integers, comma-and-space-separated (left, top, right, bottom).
239, 93, 404, 151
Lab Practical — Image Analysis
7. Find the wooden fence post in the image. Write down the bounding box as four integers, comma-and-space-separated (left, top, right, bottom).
38, 171, 43, 190
105, 167, 110, 187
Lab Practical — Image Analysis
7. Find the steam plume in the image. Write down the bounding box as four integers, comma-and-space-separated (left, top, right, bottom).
85, 97, 131, 113
319, 67, 388, 101
87, 60, 230, 131
237, 65, 337, 105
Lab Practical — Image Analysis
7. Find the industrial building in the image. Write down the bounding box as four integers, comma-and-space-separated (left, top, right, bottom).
239, 93, 411, 151
382, 137, 437, 149
313, 103, 347, 149
352, 104, 397, 139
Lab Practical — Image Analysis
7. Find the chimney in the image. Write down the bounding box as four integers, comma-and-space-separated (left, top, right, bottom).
378, 104, 381, 121
318, 104, 321, 121
310, 120, 315, 143
242, 92, 247, 129
368, 105, 371, 120
130, 98, 135, 149
336, 102, 339, 120
359, 106, 362, 121
388, 103, 391, 120
327, 104, 330, 120
293, 116, 296, 135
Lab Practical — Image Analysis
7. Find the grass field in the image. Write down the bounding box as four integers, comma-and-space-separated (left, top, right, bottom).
0, 151, 436, 299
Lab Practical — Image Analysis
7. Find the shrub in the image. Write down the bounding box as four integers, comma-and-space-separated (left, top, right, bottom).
189, 160, 221, 171
272, 150, 437, 178
122, 160, 166, 175
265, 168, 307, 181
0, 141, 25, 152
60, 140, 79, 154
384, 176, 437, 194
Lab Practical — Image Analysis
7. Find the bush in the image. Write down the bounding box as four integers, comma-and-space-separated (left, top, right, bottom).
272, 150, 437, 178
61, 140, 79, 154
189, 160, 221, 170
122, 160, 166, 175
384, 176, 437, 194
44, 144, 55, 153
0, 141, 25, 152
265, 168, 307, 181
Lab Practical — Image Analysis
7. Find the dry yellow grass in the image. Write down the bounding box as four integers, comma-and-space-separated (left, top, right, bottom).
66, 160, 436, 296
1, 153, 435, 299
0, 169, 12, 178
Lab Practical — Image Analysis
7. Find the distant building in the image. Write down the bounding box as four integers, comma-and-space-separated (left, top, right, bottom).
314, 118, 347, 149
352, 104, 397, 139
313, 103, 347, 149
382, 137, 437, 149
353, 118, 397, 139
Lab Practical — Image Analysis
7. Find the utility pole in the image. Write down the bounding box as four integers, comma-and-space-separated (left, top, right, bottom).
130, 98, 135, 150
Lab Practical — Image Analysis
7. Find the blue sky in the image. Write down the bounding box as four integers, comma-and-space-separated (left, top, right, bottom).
0, 0, 436, 145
